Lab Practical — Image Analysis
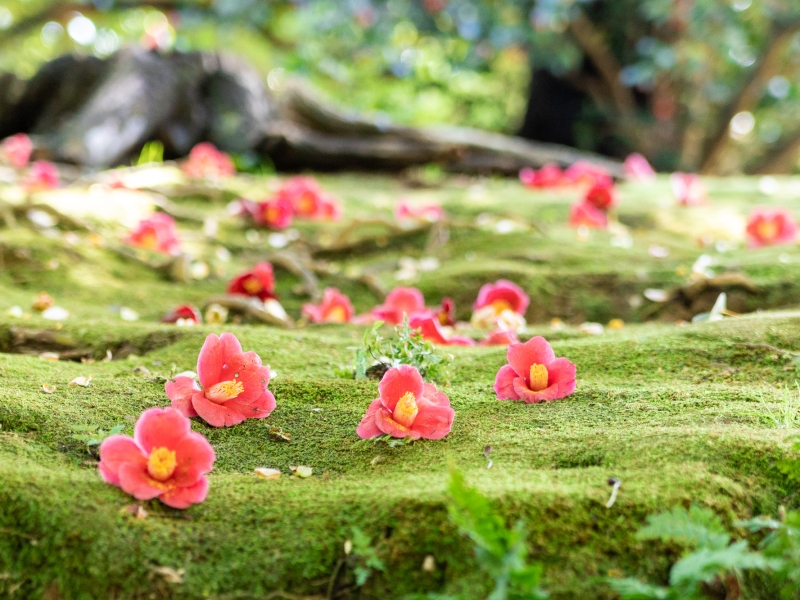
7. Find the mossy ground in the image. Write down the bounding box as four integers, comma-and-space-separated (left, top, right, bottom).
2, 170, 800, 599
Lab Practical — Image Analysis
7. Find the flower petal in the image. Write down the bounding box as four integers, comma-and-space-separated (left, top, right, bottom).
378, 365, 425, 412
133, 407, 191, 454
421, 383, 450, 407
197, 334, 224, 389
118, 463, 165, 501
191, 392, 247, 427
494, 364, 520, 400
98, 435, 146, 486
507, 336, 556, 380
159, 477, 209, 509
375, 406, 421, 440
219, 351, 269, 404
512, 378, 572, 403
223, 390, 276, 420
165, 376, 201, 418
171, 432, 216, 487
411, 403, 454, 440
356, 399, 383, 439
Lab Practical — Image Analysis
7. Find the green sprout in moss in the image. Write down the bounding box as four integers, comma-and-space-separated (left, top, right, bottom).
71, 424, 126, 454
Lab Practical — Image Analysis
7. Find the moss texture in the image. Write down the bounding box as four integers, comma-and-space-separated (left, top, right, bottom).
2, 170, 800, 598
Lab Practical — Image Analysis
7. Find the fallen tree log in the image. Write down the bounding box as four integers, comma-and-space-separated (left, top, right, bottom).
0, 48, 623, 176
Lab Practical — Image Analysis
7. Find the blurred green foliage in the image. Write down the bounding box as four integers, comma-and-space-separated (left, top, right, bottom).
2, 0, 800, 171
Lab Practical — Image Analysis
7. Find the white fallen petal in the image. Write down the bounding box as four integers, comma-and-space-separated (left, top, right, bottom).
69, 376, 93, 387
119, 307, 139, 321
254, 468, 282, 480
41, 306, 69, 321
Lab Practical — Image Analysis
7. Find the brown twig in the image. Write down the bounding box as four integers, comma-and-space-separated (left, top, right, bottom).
733, 342, 800, 356
203, 294, 295, 328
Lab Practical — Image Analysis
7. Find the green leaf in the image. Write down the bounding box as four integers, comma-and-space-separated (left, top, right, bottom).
669, 541, 775, 587
606, 578, 671, 600
636, 506, 729, 550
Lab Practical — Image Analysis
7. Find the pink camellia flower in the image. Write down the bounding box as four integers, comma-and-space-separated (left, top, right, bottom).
624, 153, 656, 182
519, 163, 564, 188
564, 160, 612, 187
227, 262, 276, 301
584, 180, 617, 211
480, 328, 521, 346
473, 279, 529, 316
23, 160, 60, 191
395, 199, 445, 222
436, 297, 455, 327
242, 197, 294, 229
569, 201, 607, 229
494, 336, 576, 403
165, 332, 276, 427
98, 407, 215, 509
0, 133, 33, 168
302, 287, 354, 323
182, 142, 236, 179
317, 194, 343, 221
670, 172, 706, 206
745, 207, 797, 247
162, 305, 202, 326
126, 213, 181, 255
356, 365, 455, 440
368, 286, 428, 326
408, 314, 475, 346
278, 176, 323, 217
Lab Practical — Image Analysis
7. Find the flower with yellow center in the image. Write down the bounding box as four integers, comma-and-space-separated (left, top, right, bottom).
757, 220, 779, 242
324, 305, 348, 323
242, 277, 263, 295
393, 391, 419, 428
205, 379, 244, 403
529, 364, 549, 392
490, 299, 514, 315
139, 231, 158, 250
147, 447, 177, 482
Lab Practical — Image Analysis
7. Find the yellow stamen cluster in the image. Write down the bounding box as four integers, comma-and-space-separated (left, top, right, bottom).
393, 391, 419, 428
147, 447, 177, 482
529, 363, 549, 392
206, 379, 245, 402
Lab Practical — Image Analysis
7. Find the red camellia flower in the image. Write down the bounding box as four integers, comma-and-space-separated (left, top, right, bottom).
242, 197, 294, 229
473, 279, 529, 316
23, 160, 59, 191
316, 194, 343, 221
227, 262, 276, 301
494, 336, 576, 403
165, 332, 276, 427
1, 133, 33, 168
162, 305, 202, 326
480, 328, 521, 346
569, 201, 607, 229
624, 153, 656, 182
519, 163, 564, 188
368, 286, 427, 325
302, 287, 354, 323
408, 314, 475, 346
670, 172, 706, 206
356, 365, 455, 440
745, 207, 797, 247
98, 407, 215, 509
584, 180, 617, 211
126, 213, 181, 255
564, 160, 612, 187
395, 199, 445, 222
182, 142, 236, 179
436, 297, 455, 327
274, 176, 342, 220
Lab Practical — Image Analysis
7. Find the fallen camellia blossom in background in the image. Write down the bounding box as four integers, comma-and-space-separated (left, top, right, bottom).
98, 407, 215, 509
563, 160, 611, 187
395, 199, 445, 222
302, 287, 354, 323
519, 163, 564, 188
494, 336, 576, 403
276, 176, 343, 221
479, 328, 521, 346
162, 305, 203, 326
23, 160, 60, 191
623, 153, 656, 182
165, 332, 276, 427
745, 207, 797, 247
408, 314, 475, 346
436, 297, 456, 327
670, 172, 707, 206
181, 142, 236, 179
241, 197, 294, 229
583, 180, 617, 211
125, 213, 182, 256
360, 286, 426, 325
227, 262, 277, 301
471, 279, 529, 330
0, 133, 33, 169
569, 201, 607, 229
356, 364, 455, 440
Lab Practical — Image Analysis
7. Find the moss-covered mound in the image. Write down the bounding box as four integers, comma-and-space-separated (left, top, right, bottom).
2, 169, 800, 599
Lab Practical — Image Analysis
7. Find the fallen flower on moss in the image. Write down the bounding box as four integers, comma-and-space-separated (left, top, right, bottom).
519, 163, 564, 188
471, 279, 529, 330
98, 407, 215, 509
162, 305, 202, 326
359, 286, 426, 325
395, 199, 445, 222
624, 153, 656, 182
480, 328, 520, 346
165, 332, 276, 427
569, 201, 607, 229
125, 213, 181, 256
23, 160, 60, 191
181, 142, 235, 179
0, 133, 33, 168
227, 262, 276, 301
670, 172, 706, 206
302, 287, 354, 323
583, 180, 617, 211
409, 314, 475, 346
494, 336, 576, 403
240, 197, 294, 230
746, 207, 797, 247
357, 365, 455, 440
277, 176, 342, 220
